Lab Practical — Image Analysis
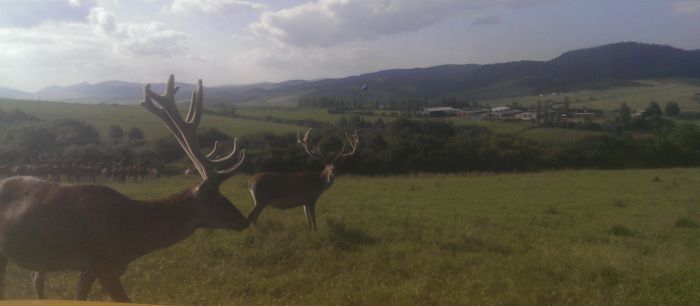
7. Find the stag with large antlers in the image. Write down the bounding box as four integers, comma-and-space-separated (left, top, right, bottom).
0, 75, 247, 303
247, 129, 359, 230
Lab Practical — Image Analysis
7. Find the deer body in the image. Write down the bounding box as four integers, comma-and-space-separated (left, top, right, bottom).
0, 177, 209, 272
249, 170, 332, 209
0, 177, 245, 301
247, 130, 357, 230
0, 75, 248, 303
247, 170, 334, 231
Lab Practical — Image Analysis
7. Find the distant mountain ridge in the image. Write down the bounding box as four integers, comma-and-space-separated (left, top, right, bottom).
3, 42, 699, 104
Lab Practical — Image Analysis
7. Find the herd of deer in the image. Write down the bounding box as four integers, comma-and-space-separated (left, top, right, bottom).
0, 162, 160, 183
0, 75, 359, 303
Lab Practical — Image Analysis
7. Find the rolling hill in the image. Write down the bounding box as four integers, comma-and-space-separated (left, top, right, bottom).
3, 42, 699, 105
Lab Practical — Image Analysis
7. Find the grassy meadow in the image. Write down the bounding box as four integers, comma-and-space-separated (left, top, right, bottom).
4, 169, 700, 305
483, 79, 700, 112
0, 99, 301, 141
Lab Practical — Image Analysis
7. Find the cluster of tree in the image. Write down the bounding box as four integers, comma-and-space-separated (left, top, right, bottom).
521, 100, 685, 133
203, 105, 329, 128
234, 117, 700, 175
0, 109, 37, 123
298, 95, 480, 111
5, 110, 700, 177
108, 125, 144, 143
0, 118, 164, 179
614, 101, 680, 131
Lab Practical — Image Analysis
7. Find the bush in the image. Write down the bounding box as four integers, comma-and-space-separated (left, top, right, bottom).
675, 217, 698, 228
52, 119, 100, 146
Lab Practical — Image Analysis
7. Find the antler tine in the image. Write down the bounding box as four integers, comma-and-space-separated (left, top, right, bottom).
297, 129, 329, 163
303, 129, 312, 143
185, 79, 204, 128
144, 78, 210, 179
337, 130, 359, 159
144, 74, 180, 107
205, 141, 221, 158
210, 138, 240, 164
142, 75, 246, 182
185, 91, 197, 123
334, 141, 348, 160
216, 149, 246, 179
142, 89, 193, 161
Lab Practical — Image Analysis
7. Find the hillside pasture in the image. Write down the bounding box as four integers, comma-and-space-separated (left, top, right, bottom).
483, 78, 700, 112
450, 119, 606, 143
236, 106, 390, 124
3, 169, 700, 305
0, 99, 302, 140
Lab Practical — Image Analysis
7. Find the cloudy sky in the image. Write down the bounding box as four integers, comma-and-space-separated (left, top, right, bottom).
1, 0, 699, 92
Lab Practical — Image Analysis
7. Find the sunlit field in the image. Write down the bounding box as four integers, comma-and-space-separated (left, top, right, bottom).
484, 79, 700, 112
0, 99, 302, 141
4, 169, 700, 305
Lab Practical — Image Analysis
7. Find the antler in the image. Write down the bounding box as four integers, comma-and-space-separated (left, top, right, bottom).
297, 129, 329, 164
141, 75, 245, 183
334, 130, 359, 161
298, 129, 360, 163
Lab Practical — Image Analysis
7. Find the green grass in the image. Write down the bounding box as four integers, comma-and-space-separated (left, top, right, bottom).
450, 119, 606, 143
517, 127, 608, 143
236, 106, 390, 124
236, 106, 347, 123
483, 78, 700, 112
0, 99, 302, 140
4, 168, 700, 305
450, 119, 532, 134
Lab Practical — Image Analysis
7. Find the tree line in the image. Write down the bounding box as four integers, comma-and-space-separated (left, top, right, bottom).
3, 108, 700, 177
237, 117, 700, 174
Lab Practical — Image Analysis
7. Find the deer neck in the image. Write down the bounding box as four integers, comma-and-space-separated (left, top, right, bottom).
132, 188, 201, 255
320, 167, 335, 189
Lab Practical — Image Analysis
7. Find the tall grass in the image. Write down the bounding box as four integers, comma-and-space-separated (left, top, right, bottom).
0, 99, 301, 141
4, 168, 700, 305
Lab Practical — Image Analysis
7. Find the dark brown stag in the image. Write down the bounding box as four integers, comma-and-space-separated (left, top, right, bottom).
247, 129, 359, 230
0, 75, 248, 303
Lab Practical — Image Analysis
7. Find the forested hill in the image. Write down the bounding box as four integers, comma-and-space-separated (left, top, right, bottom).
287, 42, 700, 99
4, 42, 699, 104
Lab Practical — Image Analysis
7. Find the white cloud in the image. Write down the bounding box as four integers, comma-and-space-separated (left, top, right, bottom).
249, 0, 553, 47
0, 0, 97, 28
169, 0, 267, 14
112, 22, 188, 57
673, 0, 700, 14
88, 7, 188, 57
232, 44, 381, 71
0, 24, 110, 91
88, 7, 116, 34
471, 15, 503, 26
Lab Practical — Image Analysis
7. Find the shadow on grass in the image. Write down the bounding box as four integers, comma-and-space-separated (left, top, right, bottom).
675, 217, 698, 228
325, 218, 376, 251
610, 225, 634, 236
440, 234, 513, 254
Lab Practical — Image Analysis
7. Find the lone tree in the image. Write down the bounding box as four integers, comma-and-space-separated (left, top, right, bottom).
619, 102, 632, 128
644, 101, 662, 117
108, 125, 124, 143
665, 101, 681, 116
127, 127, 144, 141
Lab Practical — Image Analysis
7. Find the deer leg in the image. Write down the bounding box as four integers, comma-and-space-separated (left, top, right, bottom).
75, 271, 96, 300
303, 202, 317, 231
32, 271, 46, 299
246, 191, 266, 224
0, 255, 6, 299
96, 273, 130, 303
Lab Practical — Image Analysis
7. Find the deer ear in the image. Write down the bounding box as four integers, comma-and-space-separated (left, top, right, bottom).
195, 180, 217, 195
334, 158, 347, 166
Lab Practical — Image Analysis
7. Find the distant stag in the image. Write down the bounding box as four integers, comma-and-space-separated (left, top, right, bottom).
247, 129, 359, 230
0, 75, 248, 303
